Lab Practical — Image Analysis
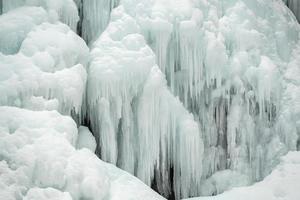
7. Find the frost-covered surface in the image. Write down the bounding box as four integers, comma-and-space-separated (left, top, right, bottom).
87, 0, 300, 198
186, 151, 300, 200
0, 107, 164, 200
87, 7, 203, 199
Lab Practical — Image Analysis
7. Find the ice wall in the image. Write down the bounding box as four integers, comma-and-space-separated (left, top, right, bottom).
87, 7, 203, 199
0, 107, 165, 200
88, 0, 300, 198
0, 3, 165, 200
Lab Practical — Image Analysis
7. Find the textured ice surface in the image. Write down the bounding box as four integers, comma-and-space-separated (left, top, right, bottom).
0, 6, 89, 118
0, 107, 164, 200
0, 0, 300, 200
87, 0, 300, 198
87, 6, 203, 199
80, 0, 118, 44
186, 151, 300, 200
0, 6, 49, 54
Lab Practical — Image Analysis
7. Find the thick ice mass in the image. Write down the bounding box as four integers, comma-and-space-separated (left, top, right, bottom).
87, 8, 203, 198
0, 2, 163, 200
0, 107, 164, 200
86, 0, 300, 198
0, 0, 300, 200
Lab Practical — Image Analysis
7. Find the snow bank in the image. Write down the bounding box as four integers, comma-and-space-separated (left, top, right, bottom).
0, 106, 164, 200
87, 7, 203, 199
187, 151, 300, 200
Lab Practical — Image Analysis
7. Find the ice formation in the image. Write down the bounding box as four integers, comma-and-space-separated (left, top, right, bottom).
87, 0, 300, 198
0, 0, 300, 200
187, 151, 300, 200
0, 6, 89, 118
78, 0, 118, 44
87, 7, 203, 198
0, 2, 164, 200
0, 107, 164, 200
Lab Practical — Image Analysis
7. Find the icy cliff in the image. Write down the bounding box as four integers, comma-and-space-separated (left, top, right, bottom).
0, 2, 164, 200
86, 0, 300, 198
0, 0, 300, 200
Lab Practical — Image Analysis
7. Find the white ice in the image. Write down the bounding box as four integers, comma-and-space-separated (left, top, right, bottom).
186, 151, 300, 200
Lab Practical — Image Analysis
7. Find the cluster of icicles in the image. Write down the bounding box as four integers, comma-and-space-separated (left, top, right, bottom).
1, 0, 300, 199
83, 0, 300, 199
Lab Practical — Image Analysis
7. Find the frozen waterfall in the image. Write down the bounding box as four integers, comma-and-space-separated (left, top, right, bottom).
0, 0, 300, 200
85, 0, 300, 198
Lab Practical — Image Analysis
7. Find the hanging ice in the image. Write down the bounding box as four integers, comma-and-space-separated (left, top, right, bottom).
0, 107, 165, 200
79, 0, 118, 44
87, 6, 203, 199
87, 0, 300, 198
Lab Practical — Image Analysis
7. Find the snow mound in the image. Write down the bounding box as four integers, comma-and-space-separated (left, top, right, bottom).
187, 151, 300, 200
0, 106, 165, 200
